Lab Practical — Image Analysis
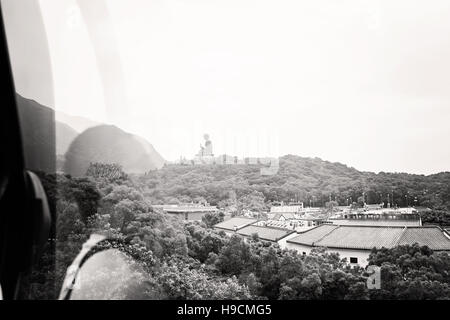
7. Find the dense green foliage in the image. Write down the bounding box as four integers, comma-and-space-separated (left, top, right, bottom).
139, 155, 450, 213
27, 163, 450, 300
368, 245, 450, 299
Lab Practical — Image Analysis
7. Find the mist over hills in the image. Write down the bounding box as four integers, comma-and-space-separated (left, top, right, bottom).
13, 93, 450, 210
55, 110, 101, 133
16, 93, 56, 172
64, 124, 165, 176
15, 93, 165, 175
55, 121, 78, 155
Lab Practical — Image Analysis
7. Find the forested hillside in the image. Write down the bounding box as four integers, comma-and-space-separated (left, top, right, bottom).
138, 155, 450, 211
27, 166, 450, 300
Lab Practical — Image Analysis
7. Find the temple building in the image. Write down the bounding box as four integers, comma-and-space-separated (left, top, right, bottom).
155, 203, 218, 221
283, 225, 450, 267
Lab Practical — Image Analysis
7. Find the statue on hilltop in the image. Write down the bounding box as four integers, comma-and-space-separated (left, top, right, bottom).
197, 134, 213, 157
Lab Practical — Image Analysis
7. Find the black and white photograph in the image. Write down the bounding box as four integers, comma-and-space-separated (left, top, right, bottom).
1, 0, 450, 307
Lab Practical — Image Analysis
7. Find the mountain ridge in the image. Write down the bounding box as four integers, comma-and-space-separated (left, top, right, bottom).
15, 93, 165, 175
64, 124, 165, 176
140, 154, 450, 209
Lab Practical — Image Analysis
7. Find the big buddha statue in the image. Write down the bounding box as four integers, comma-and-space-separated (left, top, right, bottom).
197, 134, 213, 157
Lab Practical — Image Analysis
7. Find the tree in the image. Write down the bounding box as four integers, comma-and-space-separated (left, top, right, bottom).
103, 185, 144, 204
218, 190, 238, 213
69, 177, 101, 222
185, 223, 226, 262
215, 235, 251, 275
280, 273, 323, 300
322, 270, 358, 300
255, 246, 281, 299
56, 200, 84, 241
39, 159, 450, 301
367, 245, 450, 300
345, 282, 370, 300
421, 209, 450, 226
251, 233, 260, 242
138, 155, 450, 212
113, 199, 137, 232
244, 273, 262, 297
86, 162, 128, 181
238, 190, 266, 213
201, 211, 225, 228
157, 258, 251, 299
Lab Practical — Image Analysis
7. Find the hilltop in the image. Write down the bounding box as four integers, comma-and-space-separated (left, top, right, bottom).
138, 154, 450, 210
64, 124, 165, 176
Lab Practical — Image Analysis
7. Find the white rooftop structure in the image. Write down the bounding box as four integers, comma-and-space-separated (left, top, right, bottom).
214, 217, 258, 231
329, 219, 422, 227
270, 203, 304, 214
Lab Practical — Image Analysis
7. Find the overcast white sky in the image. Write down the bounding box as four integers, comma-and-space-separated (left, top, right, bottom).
5, 0, 450, 174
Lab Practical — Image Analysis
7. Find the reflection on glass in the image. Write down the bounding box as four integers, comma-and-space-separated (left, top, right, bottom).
70, 249, 155, 300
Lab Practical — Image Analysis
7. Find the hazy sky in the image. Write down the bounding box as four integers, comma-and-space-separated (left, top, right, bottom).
5, 0, 450, 174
